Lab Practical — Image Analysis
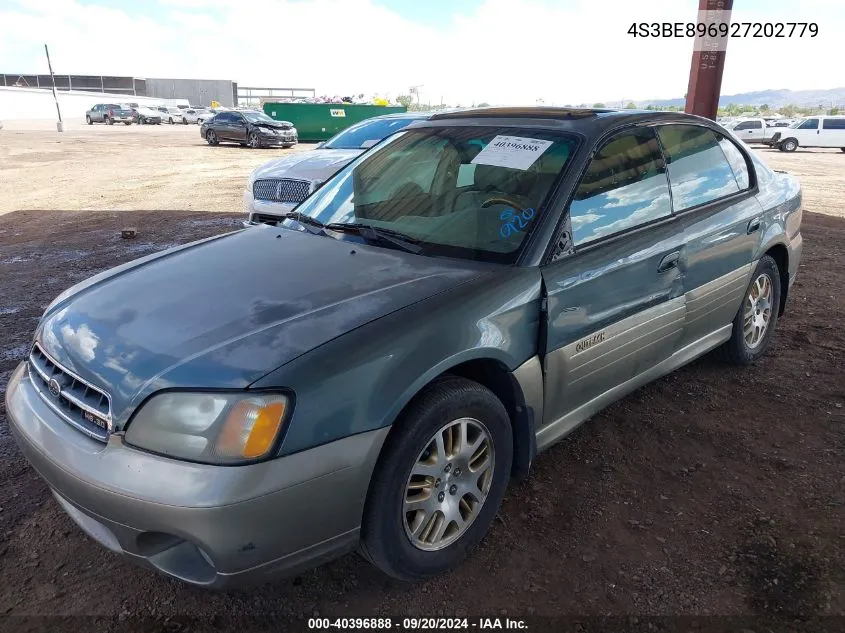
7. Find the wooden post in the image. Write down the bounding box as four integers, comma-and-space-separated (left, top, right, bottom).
44, 44, 64, 132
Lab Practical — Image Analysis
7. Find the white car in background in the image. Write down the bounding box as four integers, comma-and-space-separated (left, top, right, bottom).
157, 106, 184, 124
243, 112, 430, 224
179, 108, 211, 124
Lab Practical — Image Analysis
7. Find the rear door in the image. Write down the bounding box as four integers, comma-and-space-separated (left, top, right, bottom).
537, 126, 686, 449
654, 124, 762, 347
820, 117, 845, 147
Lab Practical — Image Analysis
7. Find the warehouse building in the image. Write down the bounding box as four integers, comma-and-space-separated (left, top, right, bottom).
1, 73, 238, 107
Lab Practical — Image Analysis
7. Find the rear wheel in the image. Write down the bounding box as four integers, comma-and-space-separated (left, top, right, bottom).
206, 130, 219, 146
360, 377, 512, 581
781, 138, 798, 152
720, 255, 781, 365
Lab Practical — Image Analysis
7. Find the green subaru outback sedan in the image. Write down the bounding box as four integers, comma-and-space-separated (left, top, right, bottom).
6, 108, 803, 587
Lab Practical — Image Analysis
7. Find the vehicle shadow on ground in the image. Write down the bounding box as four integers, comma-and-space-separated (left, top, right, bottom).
0, 209, 843, 622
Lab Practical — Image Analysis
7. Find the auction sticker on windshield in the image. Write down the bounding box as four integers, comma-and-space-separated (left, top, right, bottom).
471, 135, 553, 170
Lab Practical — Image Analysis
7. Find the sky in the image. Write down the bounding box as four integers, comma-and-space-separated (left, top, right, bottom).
0, 0, 842, 106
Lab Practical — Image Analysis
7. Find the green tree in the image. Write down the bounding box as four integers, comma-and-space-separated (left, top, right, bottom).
830, 106, 841, 115
592, 102, 605, 108
396, 94, 413, 109
477, 102, 490, 108
625, 101, 637, 109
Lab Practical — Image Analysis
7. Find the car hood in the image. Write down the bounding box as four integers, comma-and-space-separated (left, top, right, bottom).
36, 226, 485, 427
250, 148, 362, 183
252, 120, 294, 130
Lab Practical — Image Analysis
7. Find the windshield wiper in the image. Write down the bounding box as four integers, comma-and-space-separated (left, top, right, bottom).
325, 222, 423, 254
273, 212, 327, 235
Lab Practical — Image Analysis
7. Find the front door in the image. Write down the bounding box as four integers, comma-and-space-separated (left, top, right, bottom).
794, 117, 819, 146
538, 127, 686, 450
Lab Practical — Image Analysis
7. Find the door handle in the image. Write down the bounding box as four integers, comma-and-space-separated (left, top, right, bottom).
747, 217, 762, 234
657, 251, 681, 273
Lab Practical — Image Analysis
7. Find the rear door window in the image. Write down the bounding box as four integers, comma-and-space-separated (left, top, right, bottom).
656, 125, 740, 211
822, 118, 845, 130
568, 128, 672, 245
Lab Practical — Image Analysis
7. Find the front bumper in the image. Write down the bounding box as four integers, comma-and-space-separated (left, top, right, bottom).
242, 187, 297, 224
6, 362, 388, 588
260, 133, 298, 146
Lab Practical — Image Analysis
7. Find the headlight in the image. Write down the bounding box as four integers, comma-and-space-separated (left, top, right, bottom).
125, 392, 290, 464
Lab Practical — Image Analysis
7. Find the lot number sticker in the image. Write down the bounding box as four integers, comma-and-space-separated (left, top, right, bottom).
471, 135, 553, 170
330, 109, 346, 118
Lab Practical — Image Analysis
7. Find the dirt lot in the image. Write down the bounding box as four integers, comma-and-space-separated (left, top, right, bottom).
0, 124, 843, 629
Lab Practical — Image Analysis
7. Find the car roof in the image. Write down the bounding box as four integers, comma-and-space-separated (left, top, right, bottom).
366, 111, 432, 121
418, 106, 716, 136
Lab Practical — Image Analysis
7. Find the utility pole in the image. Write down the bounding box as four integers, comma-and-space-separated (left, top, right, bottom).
44, 44, 64, 132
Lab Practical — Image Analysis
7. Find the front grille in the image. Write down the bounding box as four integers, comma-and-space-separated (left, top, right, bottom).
252, 213, 283, 225
28, 343, 112, 442
253, 179, 311, 203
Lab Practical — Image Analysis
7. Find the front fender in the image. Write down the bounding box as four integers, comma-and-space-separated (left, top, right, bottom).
252, 268, 543, 455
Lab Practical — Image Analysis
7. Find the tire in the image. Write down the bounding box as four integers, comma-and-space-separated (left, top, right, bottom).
182, 118, 188, 125
360, 376, 512, 581
86, 115, 92, 125
840, 148, 845, 153
169, 117, 174, 125
248, 131, 262, 149
781, 138, 798, 152
206, 129, 219, 146
124, 121, 132, 126
106, 117, 113, 125
720, 255, 781, 365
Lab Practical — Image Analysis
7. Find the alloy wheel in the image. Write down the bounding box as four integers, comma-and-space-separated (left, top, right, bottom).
743, 273, 773, 349
403, 417, 495, 551
249, 132, 261, 148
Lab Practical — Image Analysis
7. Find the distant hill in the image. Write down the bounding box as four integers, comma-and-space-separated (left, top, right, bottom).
634, 87, 845, 109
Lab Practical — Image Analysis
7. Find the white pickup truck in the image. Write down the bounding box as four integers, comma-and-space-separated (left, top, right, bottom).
726, 118, 782, 144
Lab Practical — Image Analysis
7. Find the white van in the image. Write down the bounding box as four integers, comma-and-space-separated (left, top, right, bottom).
764, 115, 845, 152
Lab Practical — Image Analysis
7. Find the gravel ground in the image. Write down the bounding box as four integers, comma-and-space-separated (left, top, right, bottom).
0, 125, 843, 630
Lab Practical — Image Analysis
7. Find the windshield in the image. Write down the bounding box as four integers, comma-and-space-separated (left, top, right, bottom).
243, 111, 274, 123
292, 127, 577, 263
789, 119, 804, 129
324, 117, 421, 150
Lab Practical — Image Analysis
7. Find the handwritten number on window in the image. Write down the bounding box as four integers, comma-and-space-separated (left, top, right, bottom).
499, 208, 535, 238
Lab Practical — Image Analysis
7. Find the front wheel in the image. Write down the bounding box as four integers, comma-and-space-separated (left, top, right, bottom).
248, 131, 262, 148
360, 377, 512, 581
720, 255, 781, 365
781, 138, 798, 152
86, 115, 92, 125
206, 129, 219, 146
106, 117, 114, 125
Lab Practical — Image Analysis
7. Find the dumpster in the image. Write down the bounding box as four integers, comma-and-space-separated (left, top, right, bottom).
262, 103, 407, 142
